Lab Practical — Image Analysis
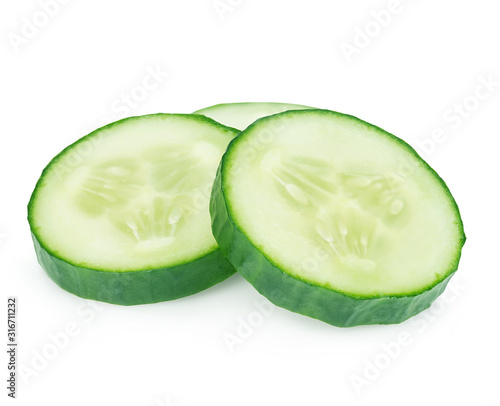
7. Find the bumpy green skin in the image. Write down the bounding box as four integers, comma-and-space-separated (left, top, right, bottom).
28, 113, 238, 305
32, 233, 235, 305
211, 166, 458, 326
210, 109, 465, 327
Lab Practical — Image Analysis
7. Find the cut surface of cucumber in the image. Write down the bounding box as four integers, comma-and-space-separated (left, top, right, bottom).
211, 109, 465, 326
194, 102, 313, 130
29, 114, 239, 304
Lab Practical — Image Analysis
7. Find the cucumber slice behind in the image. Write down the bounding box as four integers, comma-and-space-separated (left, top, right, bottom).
194, 102, 313, 130
29, 114, 239, 305
211, 109, 465, 326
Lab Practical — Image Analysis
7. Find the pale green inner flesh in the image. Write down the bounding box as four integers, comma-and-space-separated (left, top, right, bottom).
32, 115, 234, 271
226, 112, 462, 296
194, 102, 313, 130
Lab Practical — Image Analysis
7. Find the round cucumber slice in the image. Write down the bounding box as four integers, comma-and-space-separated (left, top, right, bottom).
28, 114, 239, 305
194, 102, 313, 130
211, 109, 465, 326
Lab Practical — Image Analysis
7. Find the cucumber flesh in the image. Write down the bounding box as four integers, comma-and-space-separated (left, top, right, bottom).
29, 114, 239, 304
211, 109, 465, 326
194, 102, 313, 130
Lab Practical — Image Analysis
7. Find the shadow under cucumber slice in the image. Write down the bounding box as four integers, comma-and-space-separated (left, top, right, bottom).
28, 114, 239, 305
210, 109, 465, 326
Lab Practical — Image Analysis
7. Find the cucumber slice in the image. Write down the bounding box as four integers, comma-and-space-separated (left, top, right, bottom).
194, 102, 313, 130
28, 114, 239, 305
211, 109, 465, 326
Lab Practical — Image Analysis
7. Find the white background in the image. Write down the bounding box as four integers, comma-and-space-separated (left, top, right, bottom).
1, 0, 499, 405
